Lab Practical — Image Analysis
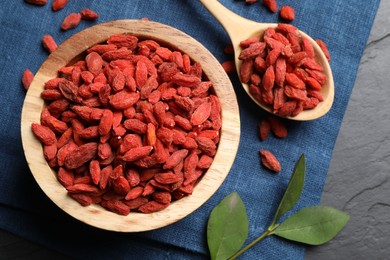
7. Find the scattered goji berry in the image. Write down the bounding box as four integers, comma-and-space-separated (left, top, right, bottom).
268, 115, 288, 138
22, 69, 34, 90
52, 0, 67, 11
61, 13, 81, 31
41, 34, 58, 53
263, 0, 278, 13
80, 8, 99, 20
221, 60, 236, 74
280, 6, 295, 21
258, 119, 271, 141
260, 149, 281, 173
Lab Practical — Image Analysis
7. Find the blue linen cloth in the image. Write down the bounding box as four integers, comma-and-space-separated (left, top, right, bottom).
0, 0, 379, 259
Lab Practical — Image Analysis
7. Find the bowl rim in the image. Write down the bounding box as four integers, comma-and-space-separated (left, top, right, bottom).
21, 19, 241, 232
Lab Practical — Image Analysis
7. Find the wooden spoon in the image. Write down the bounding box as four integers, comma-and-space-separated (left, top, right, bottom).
199, 0, 334, 121
21, 20, 240, 232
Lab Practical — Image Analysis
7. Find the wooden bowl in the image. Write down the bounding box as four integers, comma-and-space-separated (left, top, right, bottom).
21, 20, 240, 232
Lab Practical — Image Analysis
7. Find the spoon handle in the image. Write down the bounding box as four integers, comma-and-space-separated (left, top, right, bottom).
198, 0, 260, 45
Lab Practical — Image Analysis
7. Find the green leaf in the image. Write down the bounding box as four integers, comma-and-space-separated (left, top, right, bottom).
272, 205, 350, 245
207, 192, 249, 260
270, 154, 306, 227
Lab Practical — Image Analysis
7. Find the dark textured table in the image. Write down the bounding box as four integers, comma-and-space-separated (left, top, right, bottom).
305, 0, 390, 258
1, 1, 388, 259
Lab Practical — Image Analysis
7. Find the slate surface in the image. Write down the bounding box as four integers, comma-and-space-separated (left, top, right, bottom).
0, 0, 388, 259
305, 0, 390, 258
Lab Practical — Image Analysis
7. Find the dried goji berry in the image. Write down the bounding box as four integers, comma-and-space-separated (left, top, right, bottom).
98, 109, 114, 136
196, 136, 216, 156
43, 143, 57, 161
301, 37, 315, 59
113, 176, 131, 195
183, 151, 199, 180
191, 102, 211, 126
52, 0, 67, 11
89, 160, 101, 185
31, 123, 57, 145
80, 8, 99, 20
263, 0, 278, 12
70, 194, 97, 206
154, 172, 180, 185
152, 191, 172, 204
268, 116, 287, 138
22, 69, 34, 91
107, 34, 138, 50
239, 59, 253, 84
239, 42, 266, 60
258, 119, 271, 141
79, 126, 99, 139
109, 91, 140, 109
221, 60, 236, 74
61, 13, 81, 31
124, 197, 148, 209
99, 165, 112, 190
277, 100, 297, 117
57, 167, 74, 188
64, 142, 98, 169
315, 39, 331, 61
42, 34, 57, 53
66, 183, 100, 194
163, 149, 189, 169
121, 146, 153, 163
260, 149, 281, 173
171, 73, 201, 88
101, 200, 130, 216
262, 65, 275, 91
279, 6, 295, 21
284, 85, 307, 101
197, 154, 214, 169
57, 141, 78, 166
138, 201, 169, 213
275, 57, 286, 87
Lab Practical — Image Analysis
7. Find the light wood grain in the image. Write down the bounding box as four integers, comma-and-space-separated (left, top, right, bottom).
21, 20, 240, 232
199, 0, 334, 121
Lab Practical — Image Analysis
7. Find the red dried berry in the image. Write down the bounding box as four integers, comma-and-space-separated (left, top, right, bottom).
280, 6, 295, 21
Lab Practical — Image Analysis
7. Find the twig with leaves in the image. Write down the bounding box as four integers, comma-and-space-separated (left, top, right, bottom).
207, 154, 350, 260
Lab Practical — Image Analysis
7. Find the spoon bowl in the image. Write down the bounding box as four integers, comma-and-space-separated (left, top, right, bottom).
21, 20, 240, 232
199, 0, 334, 121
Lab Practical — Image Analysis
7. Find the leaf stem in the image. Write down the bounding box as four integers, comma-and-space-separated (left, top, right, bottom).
228, 225, 278, 260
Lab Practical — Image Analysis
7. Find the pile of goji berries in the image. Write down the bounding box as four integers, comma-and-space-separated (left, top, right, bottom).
226, 0, 331, 117
239, 23, 329, 117
222, 1, 331, 174
31, 34, 222, 215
